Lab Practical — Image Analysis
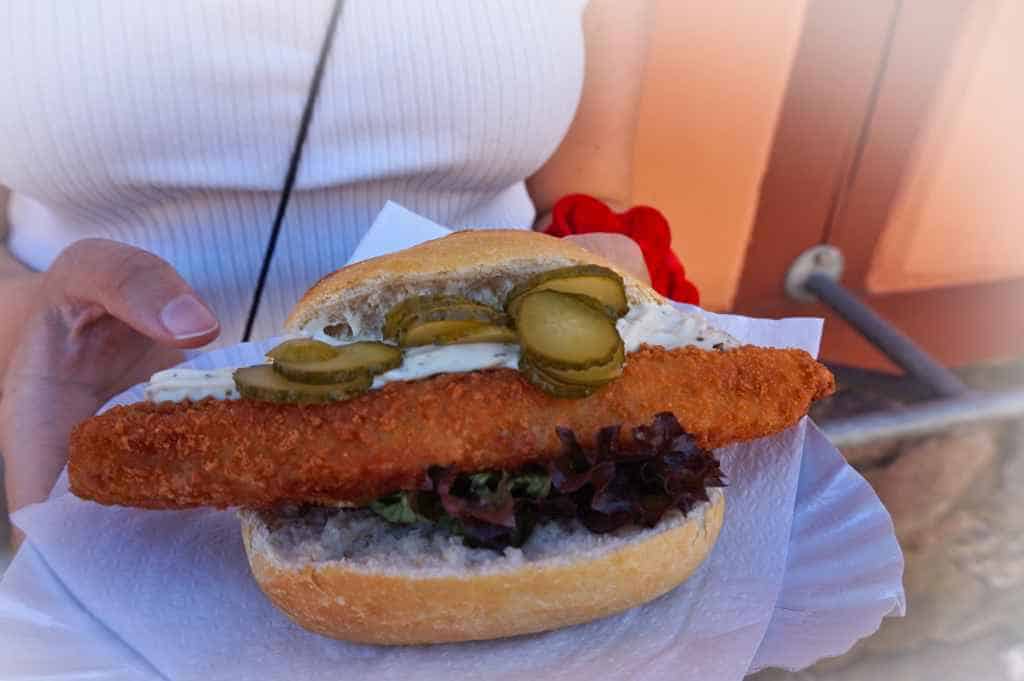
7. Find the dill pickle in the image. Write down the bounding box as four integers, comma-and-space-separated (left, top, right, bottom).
274, 341, 402, 384
398, 320, 508, 347
265, 338, 339, 363
514, 290, 622, 370
382, 295, 480, 341
385, 295, 512, 346
433, 324, 517, 344
506, 265, 628, 319
518, 355, 596, 399
234, 365, 372, 403
405, 303, 508, 327
538, 340, 625, 386
383, 295, 507, 342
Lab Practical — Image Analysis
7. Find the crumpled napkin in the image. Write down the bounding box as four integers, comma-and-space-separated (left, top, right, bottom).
0, 202, 904, 681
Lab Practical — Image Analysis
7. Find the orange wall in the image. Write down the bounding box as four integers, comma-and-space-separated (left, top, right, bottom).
632, 0, 809, 311
869, 0, 1024, 295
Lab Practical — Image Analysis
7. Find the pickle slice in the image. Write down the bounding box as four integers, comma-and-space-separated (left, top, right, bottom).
506, 265, 628, 319
265, 338, 339, 363
539, 340, 625, 386
436, 324, 517, 344
398, 320, 504, 347
515, 290, 622, 369
385, 295, 512, 346
274, 341, 402, 384
234, 365, 372, 403
518, 355, 596, 399
404, 303, 508, 327
383, 295, 482, 341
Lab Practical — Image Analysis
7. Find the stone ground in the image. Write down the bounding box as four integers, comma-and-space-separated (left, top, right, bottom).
1, 360, 1022, 681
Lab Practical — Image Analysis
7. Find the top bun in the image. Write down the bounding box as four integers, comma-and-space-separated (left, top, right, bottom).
285, 229, 664, 341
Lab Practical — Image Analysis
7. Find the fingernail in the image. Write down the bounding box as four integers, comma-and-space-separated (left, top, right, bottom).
160, 294, 218, 339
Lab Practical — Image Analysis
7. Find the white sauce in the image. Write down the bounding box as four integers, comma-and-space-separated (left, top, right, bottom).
144, 303, 737, 403
145, 368, 239, 402
616, 301, 733, 353
371, 343, 519, 388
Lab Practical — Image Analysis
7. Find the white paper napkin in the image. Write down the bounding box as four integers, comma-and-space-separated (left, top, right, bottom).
0, 203, 904, 681
345, 202, 452, 266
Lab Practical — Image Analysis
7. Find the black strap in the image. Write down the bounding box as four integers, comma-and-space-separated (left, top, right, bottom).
241, 0, 346, 341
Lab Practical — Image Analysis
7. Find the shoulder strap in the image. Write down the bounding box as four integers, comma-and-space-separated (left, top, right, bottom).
242, 0, 346, 341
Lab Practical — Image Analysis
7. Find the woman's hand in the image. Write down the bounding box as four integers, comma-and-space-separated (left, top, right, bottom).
0, 239, 219, 517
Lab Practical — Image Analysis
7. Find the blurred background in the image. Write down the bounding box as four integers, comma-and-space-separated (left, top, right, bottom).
635, 0, 1021, 369
629, 0, 1024, 679
2, 0, 1022, 678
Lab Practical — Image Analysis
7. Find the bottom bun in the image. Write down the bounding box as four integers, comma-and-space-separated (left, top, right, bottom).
240, 489, 725, 645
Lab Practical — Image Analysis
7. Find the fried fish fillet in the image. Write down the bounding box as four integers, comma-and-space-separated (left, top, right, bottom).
68, 344, 834, 510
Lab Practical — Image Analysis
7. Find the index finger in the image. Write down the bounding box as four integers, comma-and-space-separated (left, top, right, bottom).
46, 239, 220, 347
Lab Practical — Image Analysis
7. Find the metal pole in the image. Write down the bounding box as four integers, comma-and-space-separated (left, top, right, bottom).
804, 272, 970, 399
821, 389, 1024, 447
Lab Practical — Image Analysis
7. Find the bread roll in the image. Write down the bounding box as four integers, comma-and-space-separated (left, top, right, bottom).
241, 490, 725, 645
235, 231, 789, 643
285, 229, 663, 340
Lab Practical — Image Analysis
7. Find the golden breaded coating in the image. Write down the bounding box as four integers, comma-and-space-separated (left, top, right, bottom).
69, 345, 834, 509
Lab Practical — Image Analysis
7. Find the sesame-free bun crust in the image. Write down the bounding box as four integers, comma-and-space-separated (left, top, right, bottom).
241, 491, 725, 645
285, 229, 663, 339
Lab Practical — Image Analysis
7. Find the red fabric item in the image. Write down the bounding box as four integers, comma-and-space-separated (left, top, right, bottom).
544, 194, 700, 305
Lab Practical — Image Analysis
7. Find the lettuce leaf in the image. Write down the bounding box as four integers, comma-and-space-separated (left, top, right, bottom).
368, 412, 725, 551
369, 492, 424, 524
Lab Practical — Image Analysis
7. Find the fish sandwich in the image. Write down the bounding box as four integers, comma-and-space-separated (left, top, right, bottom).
69, 230, 834, 644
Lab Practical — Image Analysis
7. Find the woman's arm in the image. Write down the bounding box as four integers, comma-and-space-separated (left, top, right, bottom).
0, 186, 44, 384
526, 0, 655, 229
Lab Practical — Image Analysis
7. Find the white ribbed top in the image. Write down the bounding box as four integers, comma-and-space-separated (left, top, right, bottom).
0, 1, 587, 343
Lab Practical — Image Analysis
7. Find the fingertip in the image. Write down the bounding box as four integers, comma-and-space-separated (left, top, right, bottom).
169, 325, 221, 349
159, 294, 220, 345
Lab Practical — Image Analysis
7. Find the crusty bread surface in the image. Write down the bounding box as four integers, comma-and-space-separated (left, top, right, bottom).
241, 490, 725, 645
285, 229, 663, 339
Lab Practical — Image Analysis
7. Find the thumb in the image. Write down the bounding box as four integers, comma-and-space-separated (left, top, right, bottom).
46, 239, 220, 348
